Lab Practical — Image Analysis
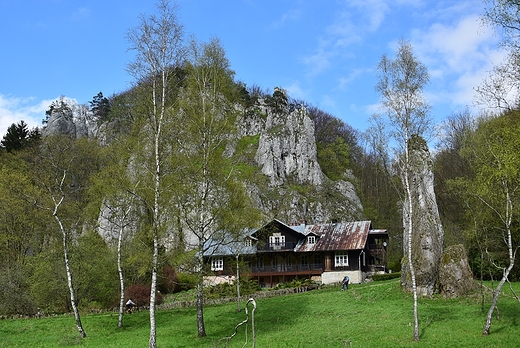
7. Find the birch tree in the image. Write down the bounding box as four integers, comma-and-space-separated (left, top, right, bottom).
176, 38, 259, 337
91, 167, 136, 327
371, 40, 432, 341
477, 1, 520, 112
126, 1, 185, 346
31, 135, 103, 338
456, 112, 520, 335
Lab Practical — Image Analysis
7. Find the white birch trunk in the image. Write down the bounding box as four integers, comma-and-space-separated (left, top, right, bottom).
483, 188, 516, 335
236, 255, 241, 312
404, 140, 420, 341
55, 213, 86, 338
117, 222, 125, 328
149, 93, 162, 348
196, 243, 206, 337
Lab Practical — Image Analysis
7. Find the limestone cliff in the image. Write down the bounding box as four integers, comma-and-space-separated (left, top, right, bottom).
233, 88, 363, 224
42, 91, 363, 248
401, 135, 444, 296
42, 100, 94, 139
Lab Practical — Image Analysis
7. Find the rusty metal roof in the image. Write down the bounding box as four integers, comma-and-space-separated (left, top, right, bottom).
294, 221, 372, 252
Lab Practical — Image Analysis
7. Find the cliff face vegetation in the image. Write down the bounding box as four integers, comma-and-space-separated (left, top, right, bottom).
43, 86, 364, 247
234, 88, 363, 225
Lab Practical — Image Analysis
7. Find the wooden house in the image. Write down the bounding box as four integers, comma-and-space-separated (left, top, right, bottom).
204, 219, 388, 287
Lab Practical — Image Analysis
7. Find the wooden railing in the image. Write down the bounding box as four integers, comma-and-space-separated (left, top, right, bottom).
256, 242, 297, 251
251, 263, 323, 273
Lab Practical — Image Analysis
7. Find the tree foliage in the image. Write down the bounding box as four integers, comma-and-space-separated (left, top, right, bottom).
176, 37, 261, 337
483, 0, 520, 50
1, 121, 40, 152
372, 40, 432, 341
453, 110, 520, 334
89, 92, 112, 124
307, 105, 361, 181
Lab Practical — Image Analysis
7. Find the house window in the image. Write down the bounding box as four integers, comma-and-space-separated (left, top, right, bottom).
301, 254, 309, 269
308, 235, 316, 244
335, 252, 349, 267
286, 256, 293, 269
211, 257, 224, 271
244, 238, 252, 247
313, 254, 322, 269
269, 233, 285, 249
257, 257, 264, 270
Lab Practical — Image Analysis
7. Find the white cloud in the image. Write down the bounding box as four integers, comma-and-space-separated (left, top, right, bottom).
302, 46, 334, 76
412, 13, 507, 111
71, 7, 92, 22
337, 68, 371, 90
0, 95, 54, 136
283, 81, 308, 100
302, 1, 387, 76
349, 0, 389, 33
270, 8, 302, 29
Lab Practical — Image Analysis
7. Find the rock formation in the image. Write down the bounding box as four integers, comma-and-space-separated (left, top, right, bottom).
401, 135, 444, 296
234, 88, 363, 224
43, 99, 94, 138
438, 244, 476, 298
96, 87, 364, 244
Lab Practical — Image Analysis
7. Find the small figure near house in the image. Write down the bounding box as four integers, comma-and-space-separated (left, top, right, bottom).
341, 275, 350, 290
126, 298, 137, 313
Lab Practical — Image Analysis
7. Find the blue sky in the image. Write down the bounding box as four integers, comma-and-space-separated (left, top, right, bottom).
0, 0, 506, 138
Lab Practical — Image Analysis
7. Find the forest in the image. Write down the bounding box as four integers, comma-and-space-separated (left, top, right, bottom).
1, 0, 519, 346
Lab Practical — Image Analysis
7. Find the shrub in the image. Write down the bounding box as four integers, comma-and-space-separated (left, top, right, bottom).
274, 278, 315, 289
0, 265, 36, 316
372, 272, 401, 281
202, 279, 261, 300
205, 282, 234, 299
125, 284, 163, 307
158, 265, 178, 294
175, 273, 197, 292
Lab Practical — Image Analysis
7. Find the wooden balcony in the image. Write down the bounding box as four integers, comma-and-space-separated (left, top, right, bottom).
251, 263, 323, 276
256, 242, 297, 252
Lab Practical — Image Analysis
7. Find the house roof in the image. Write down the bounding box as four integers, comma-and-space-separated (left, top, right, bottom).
203, 229, 257, 257
295, 221, 373, 252
204, 220, 387, 257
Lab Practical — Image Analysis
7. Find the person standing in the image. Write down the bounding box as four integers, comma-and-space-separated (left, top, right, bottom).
341, 275, 350, 290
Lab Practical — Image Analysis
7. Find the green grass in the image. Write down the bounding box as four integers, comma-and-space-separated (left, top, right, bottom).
1, 280, 518, 347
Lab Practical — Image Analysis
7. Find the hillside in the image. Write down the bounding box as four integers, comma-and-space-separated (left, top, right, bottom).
44, 88, 365, 231
2, 280, 519, 347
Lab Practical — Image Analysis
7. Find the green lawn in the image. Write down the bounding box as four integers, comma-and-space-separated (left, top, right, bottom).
1, 279, 518, 347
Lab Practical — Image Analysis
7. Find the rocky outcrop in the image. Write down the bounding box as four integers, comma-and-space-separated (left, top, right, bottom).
234, 88, 363, 223
438, 244, 476, 298
43, 100, 95, 138
97, 87, 365, 245
43, 107, 77, 137
254, 104, 323, 186
401, 135, 444, 296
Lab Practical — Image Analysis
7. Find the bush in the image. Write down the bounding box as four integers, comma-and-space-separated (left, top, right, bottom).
204, 279, 261, 299
205, 282, 234, 299
73, 230, 119, 309
372, 272, 401, 281
0, 265, 36, 316
125, 284, 163, 307
158, 265, 179, 294
29, 251, 70, 313
273, 278, 315, 289
176, 273, 197, 292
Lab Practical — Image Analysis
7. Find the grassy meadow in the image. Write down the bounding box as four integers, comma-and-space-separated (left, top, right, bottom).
0, 279, 518, 347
